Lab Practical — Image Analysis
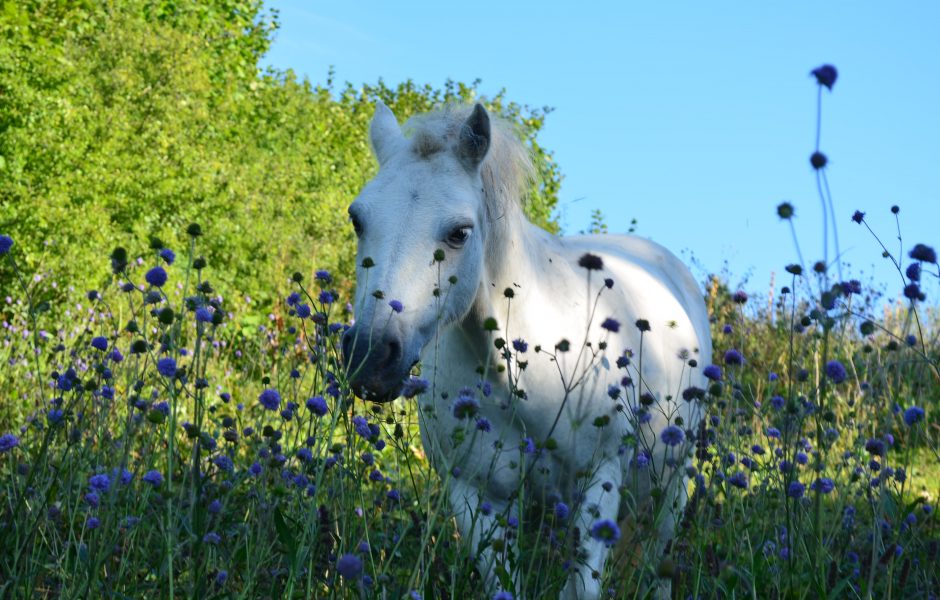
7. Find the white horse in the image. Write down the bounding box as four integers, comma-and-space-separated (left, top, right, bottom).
343, 102, 712, 599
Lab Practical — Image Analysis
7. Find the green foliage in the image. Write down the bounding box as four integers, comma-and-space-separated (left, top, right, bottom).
0, 0, 561, 309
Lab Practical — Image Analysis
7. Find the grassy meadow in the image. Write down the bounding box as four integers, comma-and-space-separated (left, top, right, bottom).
1, 3, 938, 599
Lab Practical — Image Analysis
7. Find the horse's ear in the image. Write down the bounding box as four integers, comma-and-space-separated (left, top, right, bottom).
457, 103, 490, 171
370, 101, 403, 165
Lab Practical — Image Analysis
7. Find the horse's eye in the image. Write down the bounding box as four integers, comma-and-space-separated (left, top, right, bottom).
350, 215, 363, 237
446, 226, 472, 248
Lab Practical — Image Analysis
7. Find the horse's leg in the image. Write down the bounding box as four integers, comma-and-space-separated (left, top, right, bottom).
561, 461, 623, 600
448, 479, 517, 596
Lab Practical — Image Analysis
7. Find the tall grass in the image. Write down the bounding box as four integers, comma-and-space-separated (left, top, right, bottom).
1, 68, 938, 599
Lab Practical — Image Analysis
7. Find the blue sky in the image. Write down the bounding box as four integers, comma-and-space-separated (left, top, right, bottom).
263, 1, 939, 299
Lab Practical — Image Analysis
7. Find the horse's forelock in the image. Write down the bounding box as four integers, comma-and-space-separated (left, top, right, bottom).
403, 105, 535, 218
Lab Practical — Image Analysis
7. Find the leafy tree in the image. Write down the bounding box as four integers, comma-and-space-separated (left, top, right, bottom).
0, 0, 561, 310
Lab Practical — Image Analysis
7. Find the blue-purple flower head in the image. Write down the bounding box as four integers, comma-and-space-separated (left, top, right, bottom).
723, 349, 744, 366
0, 235, 13, 255
259, 388, 281, 411
156, 357, 177, 378
142, 470, 163, 487
600, 317, 620, 333
159, 248, 175, 265
825, 360, 847, 384
306, 395, 328, 416
89, 473, 111, 492
512, 338, 528, 353
903, 406, 925, 426
660, 425, 685, 447
0, 433, 20, 453
336, 553, 363, 579
811, 64, 838, 90
452, 389, 479, 420
389, 299, 404, 314
852, 210, 865, 224
318, 290, 334, 305
91, 336, 109, 352
787, 481, 805, 499
906, 263, 921, 282
909, 243, 937, 264
729, 471, 749, 489
703, 364, 722, 381
590, 519, 621, 546
145, 266, 168, 288
811, 477, 835, 494
195, 307, 213, 323
315, 269, 332, 284
554, 502, 570, 520
401, 377, 428, 399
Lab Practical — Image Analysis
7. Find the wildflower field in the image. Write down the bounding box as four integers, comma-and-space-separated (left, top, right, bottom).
1, 3, 939, 599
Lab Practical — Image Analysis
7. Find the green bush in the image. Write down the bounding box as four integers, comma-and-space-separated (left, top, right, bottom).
0, 0, 561, 310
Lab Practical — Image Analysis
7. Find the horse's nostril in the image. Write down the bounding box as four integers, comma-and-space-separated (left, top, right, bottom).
386, 340, 402, 365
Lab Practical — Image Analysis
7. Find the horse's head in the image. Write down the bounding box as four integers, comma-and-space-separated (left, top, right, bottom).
343, 103, 493, 401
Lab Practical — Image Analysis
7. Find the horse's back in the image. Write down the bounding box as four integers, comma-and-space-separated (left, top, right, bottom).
561, 233, 712, 363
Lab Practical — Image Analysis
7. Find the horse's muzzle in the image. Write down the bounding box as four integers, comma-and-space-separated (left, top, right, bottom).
341, 326, 409, 402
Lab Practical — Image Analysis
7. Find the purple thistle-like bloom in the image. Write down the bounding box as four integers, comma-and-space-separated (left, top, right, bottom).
600, 318, 620, 333
0, 235, 12, 255
306, 395, 328, 416
903, 406, 925, 426
295, 303, 311, 319
703, 364, 722, 381
811, 477, 835, 494
249, 462, 263, 476
851, 210, 865, 224
825, 360, 847, 384
401, 377, 428, 399
352, 415, 371, 439
195, 307, 213, 323
770, 395, 785, 410
787, 481, 805, 499
512, 338, 528, 353
660, 425, 685, 447
213, 455, 234, 472
909, 243, 937, 263
91, 336, 108, 351
315, 269, 332, 283
554, 502, 570, 520
903, 283, 923, 301
728, 472, 749, 489
318, 290, 334, 305
156, 357, 177, 378
336, 553, 363, 579
590, 519, 621, 546
159, 248, 175, 265
203, 532, 221, 545
578, 253, 604, 271
811, 64, 838, 90
258, 388, 281, 411
906, 263, 921, 282
142, 470, 163, 487
86, 517, 101, 530
865, 438, 886, 456
452, 391, 479, 420
145, 266, 168, 288
0, 434, 20, 453
723, 349, 744, 366
732, 290, 748, 304
89, 474, 111, 491
388, 299, 404, 313
475, 417, 491, 432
